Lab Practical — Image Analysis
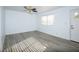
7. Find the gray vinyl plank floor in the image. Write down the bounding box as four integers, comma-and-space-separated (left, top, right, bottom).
3, 31, 79, 52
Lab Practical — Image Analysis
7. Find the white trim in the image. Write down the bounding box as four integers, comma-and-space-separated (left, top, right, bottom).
5, 30, 37, 35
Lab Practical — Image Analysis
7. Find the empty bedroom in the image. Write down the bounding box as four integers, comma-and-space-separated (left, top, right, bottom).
0, 6, 79, 52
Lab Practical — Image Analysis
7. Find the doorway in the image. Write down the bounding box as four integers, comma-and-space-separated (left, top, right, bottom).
70, 8, 79, 42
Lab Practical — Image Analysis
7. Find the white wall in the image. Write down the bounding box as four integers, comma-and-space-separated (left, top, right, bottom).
37, 7, 79, 40
5, 9, 37, 34
0, 7, 5, 51
5, 6, 79, 40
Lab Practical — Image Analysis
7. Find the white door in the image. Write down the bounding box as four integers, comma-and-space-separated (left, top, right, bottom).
71, 9, 79, 42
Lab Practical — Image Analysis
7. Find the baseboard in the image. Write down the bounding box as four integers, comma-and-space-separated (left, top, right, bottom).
37, 30, 69, 40
5, 30, 38, 35
71, 40, 79, 44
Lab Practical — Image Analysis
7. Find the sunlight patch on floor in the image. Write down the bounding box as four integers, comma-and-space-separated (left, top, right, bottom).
4, 37, 47, 52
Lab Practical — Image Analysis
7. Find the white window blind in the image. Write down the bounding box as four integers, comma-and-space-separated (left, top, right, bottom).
41, 15, 55, 25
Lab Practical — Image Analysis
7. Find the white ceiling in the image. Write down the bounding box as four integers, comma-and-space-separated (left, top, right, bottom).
5, 6, 63, 13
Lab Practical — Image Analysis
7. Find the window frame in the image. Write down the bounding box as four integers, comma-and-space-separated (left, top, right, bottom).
41, 15, 55, 25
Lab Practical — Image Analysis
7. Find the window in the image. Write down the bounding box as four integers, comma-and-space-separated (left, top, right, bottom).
41, 16, 48, 25
48, 15, 55, 25
74, 12, 79, 19
41, 15, 55, 25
